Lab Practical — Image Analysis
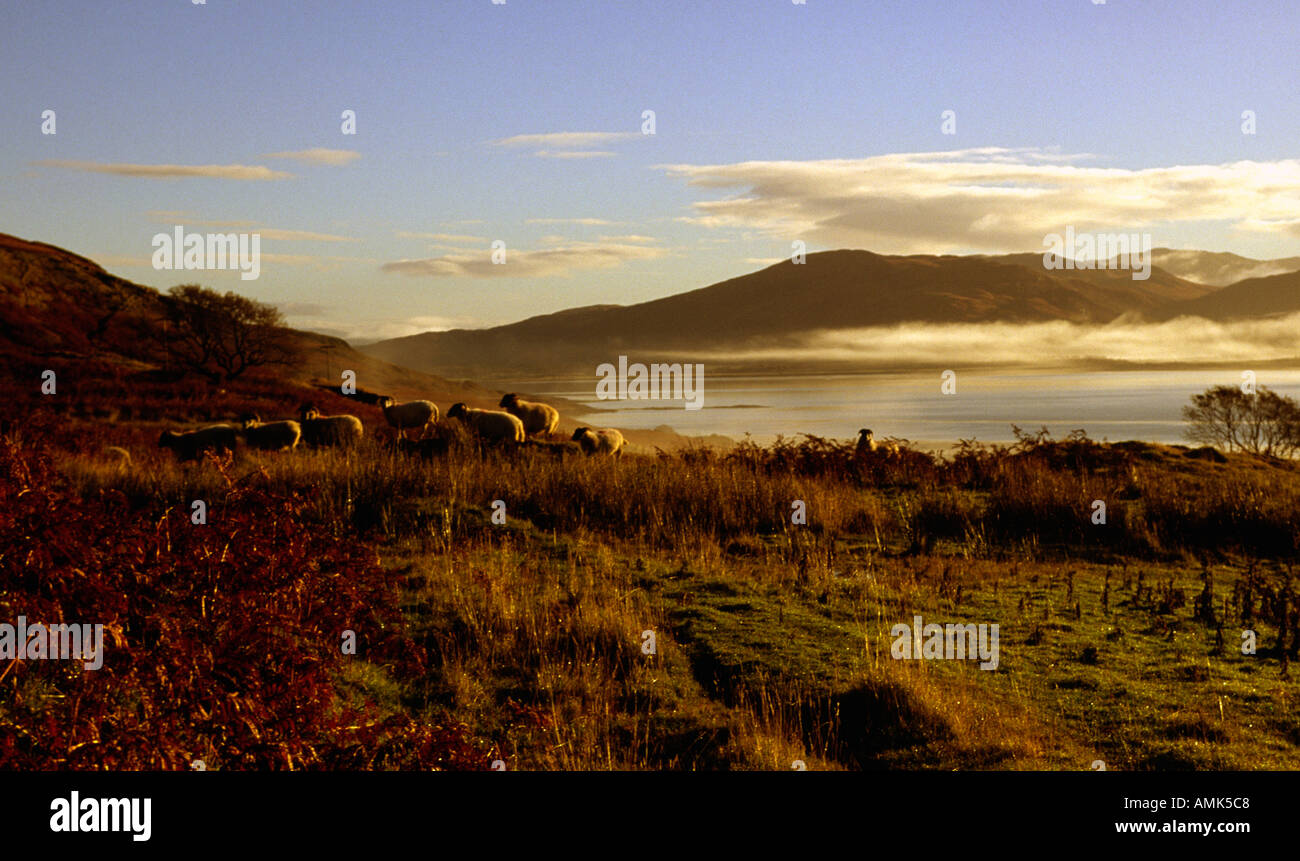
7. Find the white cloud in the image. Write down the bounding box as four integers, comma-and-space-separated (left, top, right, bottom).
534, 150, 616, 159
525, 217, 620, 226
36, 160, 292, 180
660, 148, 1300, 254
261, 148, 361, 165
380, 242, 666, 278
492, 131, 639, 148
396, 231, 487, 243
145, 213, 356, 242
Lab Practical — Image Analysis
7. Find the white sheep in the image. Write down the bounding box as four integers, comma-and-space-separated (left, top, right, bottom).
158, 424, 238, 461
297, 403, 364, 449
241, 415, 302, 451
857, 428, 898, 457
498, 393, 559, 436
571, 427, 626, 458
447, 402, 525, 444
377, 396, 439, 440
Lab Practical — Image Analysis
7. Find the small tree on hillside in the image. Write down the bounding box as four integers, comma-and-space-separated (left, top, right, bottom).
1183, 385, 1300, 457
160, 284, 296, 381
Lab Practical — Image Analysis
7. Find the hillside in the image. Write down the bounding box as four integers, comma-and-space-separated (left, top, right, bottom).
0, 232, 725, 451
1149, 248, 1300, 287
1168, 269, 1300, 320
361, 249, 1215, 378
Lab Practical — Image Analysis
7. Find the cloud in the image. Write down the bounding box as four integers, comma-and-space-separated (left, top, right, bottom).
36, 160, 292, 180
492, 131, 641, 160
396, 231, 487, 243
380, 242, 666, 278
492, 131, 639, 149
94, 255, 153, 268
145, 213, 356, 242
659, 148, 1300, 254
525, 217, 620, 226
697, 313, 1300, 367
534, 150, 616, 159
261, 148, 361, 165
287, 312, 487, 343
598, 234, 658, 243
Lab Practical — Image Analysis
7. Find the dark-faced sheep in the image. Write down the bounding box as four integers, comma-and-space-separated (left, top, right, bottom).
297, 403, 364, 449
158, 425, 238, 461
857, 428, 898, 457
377, 396, 439, 440
571, 427, 626, 458
499, 393, 560, 436
447, 402, 525, 444
241, 415, 302, 451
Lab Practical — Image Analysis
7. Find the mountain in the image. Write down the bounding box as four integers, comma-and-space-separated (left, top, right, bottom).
1149, 248, 1300, 287
1169, 270, 1300, 320
361, 249, 1215, 378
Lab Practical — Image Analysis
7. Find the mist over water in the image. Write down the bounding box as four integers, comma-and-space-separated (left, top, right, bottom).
530, 369, 1300, 448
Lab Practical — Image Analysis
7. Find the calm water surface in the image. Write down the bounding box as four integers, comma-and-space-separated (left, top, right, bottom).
522, 369, 1300, 447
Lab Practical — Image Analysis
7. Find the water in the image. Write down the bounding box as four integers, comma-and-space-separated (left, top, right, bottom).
522, 369, 1300, 448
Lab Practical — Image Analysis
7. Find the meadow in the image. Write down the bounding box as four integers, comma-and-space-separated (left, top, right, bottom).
6, 366, 1299, 770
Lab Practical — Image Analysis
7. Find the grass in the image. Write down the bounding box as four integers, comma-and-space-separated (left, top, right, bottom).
11, 395, 1300, 770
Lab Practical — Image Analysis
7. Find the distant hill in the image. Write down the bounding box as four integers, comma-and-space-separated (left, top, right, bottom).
361, 249, 1218, 378
1168, 270, 1300, 320
1149, 248, 1300, 287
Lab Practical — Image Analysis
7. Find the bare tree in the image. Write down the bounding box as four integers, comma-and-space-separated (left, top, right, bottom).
1183, 385, 1300, 457
159, 284, 296, 381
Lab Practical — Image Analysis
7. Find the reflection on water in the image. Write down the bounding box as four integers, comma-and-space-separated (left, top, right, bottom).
522, 369, 1300, 447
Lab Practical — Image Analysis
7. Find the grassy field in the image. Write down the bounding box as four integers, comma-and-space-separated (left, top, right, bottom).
12, 407, 1297, 771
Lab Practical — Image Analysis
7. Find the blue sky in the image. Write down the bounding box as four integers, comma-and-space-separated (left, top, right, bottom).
3, 0, 1298, 340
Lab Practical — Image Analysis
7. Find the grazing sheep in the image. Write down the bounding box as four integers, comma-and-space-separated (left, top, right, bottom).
447, 402, 525, 444
297, 403, 364, 449
571, 427, 626, 458
240, 415, 302, 451
158, 424, 238, 462
377, 396, 439, 440
857, 428, 899, 457
498, 393, 560, 436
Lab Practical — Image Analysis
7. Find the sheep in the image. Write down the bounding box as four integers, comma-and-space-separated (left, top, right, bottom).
377, 396, 439, 440
571, 427, 626, 458
498, 393, 560, 437
857, 428, 898, 457
240, 415, 302, 451
446, 402, 525, 444
158, 424, 238, 462
297, 403, 364, 449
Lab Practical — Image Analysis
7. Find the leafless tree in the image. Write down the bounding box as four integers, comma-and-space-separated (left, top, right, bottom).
1183, 385, 1300, 457
159, 284, 296, 382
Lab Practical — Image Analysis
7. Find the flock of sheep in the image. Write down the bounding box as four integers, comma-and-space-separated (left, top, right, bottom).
156, 392, 627, 462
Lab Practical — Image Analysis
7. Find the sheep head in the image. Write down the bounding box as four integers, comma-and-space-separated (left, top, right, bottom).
499, 393, 519, 408
448, 402, 469, 419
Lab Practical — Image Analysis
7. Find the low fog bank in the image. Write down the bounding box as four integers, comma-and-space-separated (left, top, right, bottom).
696, 313, 1300, 370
